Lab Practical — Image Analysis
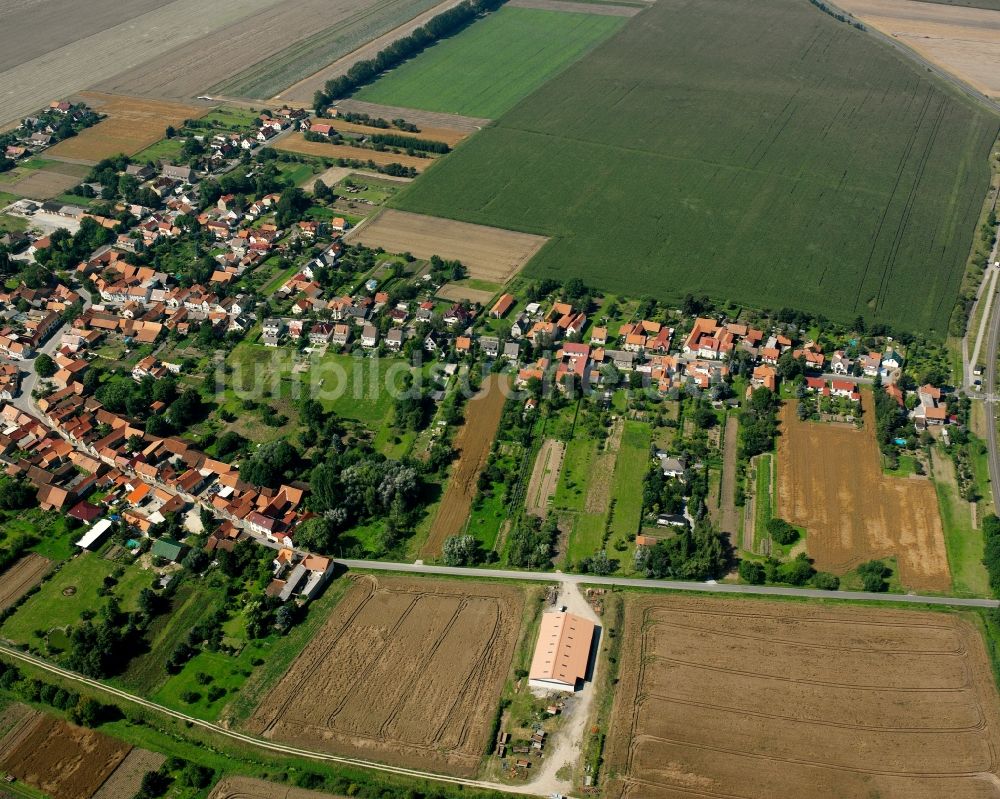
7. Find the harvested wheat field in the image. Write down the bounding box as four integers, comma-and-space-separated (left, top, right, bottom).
274, 133, 434, 170
0, 553, 52, 611
527, 439, 566, 516
210, 776, 348, 799
423, 374, 510, 556
316, 116, 470, 147
348, 209, 548, 283
248, 573, 524, 776
7, 170, 79, 200
834, 0, 1000, 98
604, 595, 1000, 799
90, 748, 165, 799
777, 392, 950, 591
0, 714, 130, 799
47, 93, 207, 162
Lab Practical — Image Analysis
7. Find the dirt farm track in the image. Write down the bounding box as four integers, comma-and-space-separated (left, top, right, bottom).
247, 574, 524, 776
605, 595, 1000, 799
777, 392, 950, 591
423, 374, 510, 556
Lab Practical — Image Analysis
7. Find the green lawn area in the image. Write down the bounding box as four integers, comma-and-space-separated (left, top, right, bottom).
753, 454, 773, 550
394, 0, 998, 334
1, 554, 150, 644
553, 436, 598, 512
0, 509, 76, 561
133, 137, 184, 164
935, 462, 990, 597
884, 453, 920, 477
608, 420, 651, 545
0, 214, 26, 233
197, 106, 262, 130
465, 490, 507, 553
116, 582, 223, 694
279, 160, 321, 186
566, 512, 606, 565
355, 7, 626, 118
0, 190, 20, 207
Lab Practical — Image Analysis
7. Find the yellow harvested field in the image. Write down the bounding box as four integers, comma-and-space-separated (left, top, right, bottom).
834, 0, 1000, 98
316, 117, 470, 147
436, 283, 497, 304
274, 132, 435, 170
47, 92, 207, 162
347, 209, 549, 283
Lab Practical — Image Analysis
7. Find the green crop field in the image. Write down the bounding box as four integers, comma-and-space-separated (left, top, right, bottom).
394, 0, 999, 334
354, 7, 626, 118
211, 0, 445, 99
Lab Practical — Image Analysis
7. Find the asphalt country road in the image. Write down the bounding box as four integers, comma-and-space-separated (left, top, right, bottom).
335, 559, 1000, 608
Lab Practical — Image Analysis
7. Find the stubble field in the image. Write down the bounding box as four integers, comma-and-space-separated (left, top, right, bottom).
777, 394, 950, 591
47, 93, 207, 162
604, 595, 1000, 799
0, 714, 130, 799
347, 209, 548, 283
833, 0, 1000, 98
0, 553, 51, 610
273, 133, 435, 170
423, 374, 510, 555
394, 0, 999, 333
247, 573, 524, 775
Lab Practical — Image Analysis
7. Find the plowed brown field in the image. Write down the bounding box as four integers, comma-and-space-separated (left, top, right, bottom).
273, 133, 434, 170
777, 392, 950, 590
47, 92, 206, 162
604, 595, 1000, 799
0, 715, 130, 799
247, 574, 524, 776
0, 553, 51, 611
210, 776, 348, 799
423, 374, 510, 556
347, 209, 548, 284
90, 748, 165, 799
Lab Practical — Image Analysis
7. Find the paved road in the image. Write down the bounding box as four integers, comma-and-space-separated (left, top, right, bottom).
11, 282, 93, 417
0, 644, 542, 798
984, 233, 1000, 513
335, 559, 1000, 608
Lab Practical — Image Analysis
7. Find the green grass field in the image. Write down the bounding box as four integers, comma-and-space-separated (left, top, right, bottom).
934, 462, 990, 597
210, 0, 445, 99
355, 7, 626, 118
395, 0, 999, 334
608, 420, 651, 544
1, 555, 148, 644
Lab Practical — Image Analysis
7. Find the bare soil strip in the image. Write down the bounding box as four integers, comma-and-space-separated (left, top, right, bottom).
777, 393, 950, 591
333, 99, 492, 133
507, 0, 642, 14
832, 0, 1000, 98
422, 375, 510, 555
0, 554, 52, 611
347, 209, 548, 284
275, 0, 472, 104
527, 438, 567, 516
247, 574, 523, 776
605, 595, 1000, 799
273, 133, 436, 169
